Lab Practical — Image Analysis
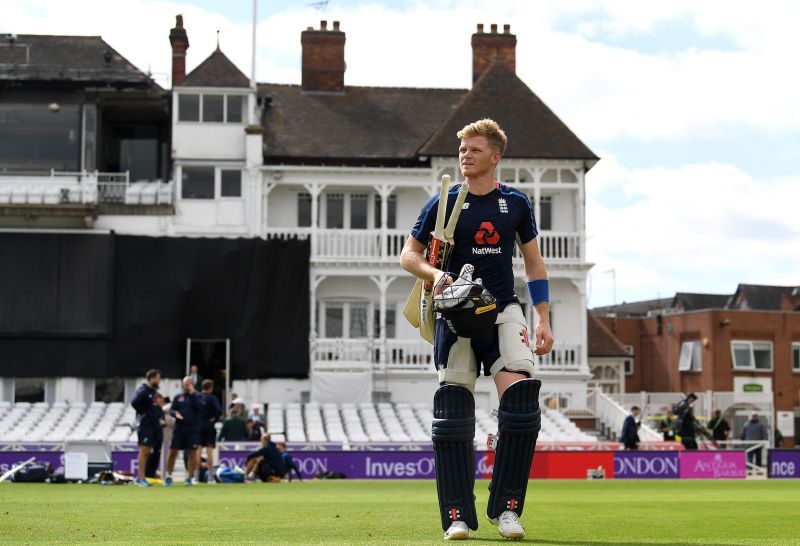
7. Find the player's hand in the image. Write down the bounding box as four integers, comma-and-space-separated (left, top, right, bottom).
534, 321, 554, 355
432, 270, 452, 295
175, 411, 184, 420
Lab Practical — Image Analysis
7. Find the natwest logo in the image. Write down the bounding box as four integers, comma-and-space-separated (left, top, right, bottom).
474, 221, 500, 245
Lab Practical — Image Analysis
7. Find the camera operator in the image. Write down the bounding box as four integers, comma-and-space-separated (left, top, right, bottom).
677, 406, 700, 450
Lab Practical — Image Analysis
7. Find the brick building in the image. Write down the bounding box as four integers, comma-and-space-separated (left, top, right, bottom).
592, 284, 800, 446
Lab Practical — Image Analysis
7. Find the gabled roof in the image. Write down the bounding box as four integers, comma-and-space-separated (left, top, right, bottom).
0, 34, 158, 88
588, 313, 630, 357
672, 292, 730, 312
419, 62, 598, 162
592, 297, 672, 318
257, 84, 464, 163
181, 48, 249, 88
727, 284, 798, 311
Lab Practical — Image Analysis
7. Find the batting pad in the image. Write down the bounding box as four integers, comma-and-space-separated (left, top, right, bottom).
432, 384, 479, 531
487, 379, 541, 521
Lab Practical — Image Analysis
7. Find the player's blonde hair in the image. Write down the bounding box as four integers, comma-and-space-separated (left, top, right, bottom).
457, 118, 508, 154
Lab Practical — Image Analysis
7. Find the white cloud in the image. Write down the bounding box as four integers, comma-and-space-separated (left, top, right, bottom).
586, 155, 800, 306
4, 0, 800, 141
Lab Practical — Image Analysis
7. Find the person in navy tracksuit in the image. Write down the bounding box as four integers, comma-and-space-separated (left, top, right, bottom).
130, 369, 162, 486
164, 376, 204, 486
197, 379, 222, 474
620, 406, 641, 450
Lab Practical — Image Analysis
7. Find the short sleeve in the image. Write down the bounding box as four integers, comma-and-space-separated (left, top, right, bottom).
516, 193, 538, 244
410, 193, 439, 246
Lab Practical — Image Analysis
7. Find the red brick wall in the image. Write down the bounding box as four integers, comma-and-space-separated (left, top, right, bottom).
301, 24, 346, 93
471, 24, 516, 84
598, 310, 800, 413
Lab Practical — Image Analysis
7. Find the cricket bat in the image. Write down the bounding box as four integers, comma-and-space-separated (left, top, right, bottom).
0, 456, 35, 483
416, 175, 470, 344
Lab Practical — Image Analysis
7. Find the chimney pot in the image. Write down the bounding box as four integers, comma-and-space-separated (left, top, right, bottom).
301, 21, 346, 92
307, 26, 313, 30
471, 22, 516, 84
169, 14, 190, 87
477, 24, 484, 33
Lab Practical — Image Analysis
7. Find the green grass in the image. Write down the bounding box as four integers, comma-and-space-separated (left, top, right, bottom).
2, 479, 800, 545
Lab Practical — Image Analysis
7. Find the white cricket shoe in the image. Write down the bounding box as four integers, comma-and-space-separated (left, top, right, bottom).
444, 521, 470, 540
497, 511, 525, 540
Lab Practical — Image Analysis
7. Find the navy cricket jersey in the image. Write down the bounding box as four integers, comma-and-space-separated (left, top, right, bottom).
410, 182, 537, 310
130, 383, 161, 426
170, 390, 204, 427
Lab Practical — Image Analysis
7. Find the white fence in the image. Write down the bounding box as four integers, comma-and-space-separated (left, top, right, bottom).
266, 227, 582, 263
588, 390, 663, 442
0, 171, 173, 206
538, 343, 582, 372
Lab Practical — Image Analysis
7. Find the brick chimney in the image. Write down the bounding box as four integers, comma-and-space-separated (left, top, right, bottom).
301, 20, 346, 93
471, 23, 516, 84
169, 14, 190, 87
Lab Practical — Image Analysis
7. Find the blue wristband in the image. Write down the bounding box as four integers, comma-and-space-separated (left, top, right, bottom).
527, 279, 549, 305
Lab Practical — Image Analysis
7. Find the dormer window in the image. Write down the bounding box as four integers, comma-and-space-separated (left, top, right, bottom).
177, 93, 245, 123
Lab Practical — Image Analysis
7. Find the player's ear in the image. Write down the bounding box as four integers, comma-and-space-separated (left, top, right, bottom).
491, 151, 502, 164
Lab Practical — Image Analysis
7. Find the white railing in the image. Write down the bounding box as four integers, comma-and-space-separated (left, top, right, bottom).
0, 170, 173, 206
313, 338, 372, 364
264, 227, 581, 263
537, 343, 582, 372
384, 338, 433, 371
514, 231, 581, 263
590, 389, 662, 442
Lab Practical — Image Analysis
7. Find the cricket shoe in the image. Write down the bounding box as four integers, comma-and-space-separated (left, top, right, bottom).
444, 521, 470, 541
497, 511, 525, 540
185, 478, 194, 486
135, 478, 151, 487
164, 476, 173, 486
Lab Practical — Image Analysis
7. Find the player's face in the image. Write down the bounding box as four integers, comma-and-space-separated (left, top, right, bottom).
459, 136, 500, 179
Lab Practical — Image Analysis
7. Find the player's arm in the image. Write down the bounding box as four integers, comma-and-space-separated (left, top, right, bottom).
399, 236, 446, 285
518, 238, 554, 356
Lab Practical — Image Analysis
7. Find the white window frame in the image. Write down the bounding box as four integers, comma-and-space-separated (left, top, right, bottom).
624, 358, 634, 376
176, 92, 248, 124
318, 301, 375, 339
731, 340, 773, 371
678, 340, 702, 372
792, 342, 800, 373
178, 164, 244, 201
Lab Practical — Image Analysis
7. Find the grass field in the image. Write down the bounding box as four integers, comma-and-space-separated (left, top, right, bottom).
2, 479, 800, 545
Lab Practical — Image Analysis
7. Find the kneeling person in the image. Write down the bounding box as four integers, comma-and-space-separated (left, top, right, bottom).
245, 434, 287, 483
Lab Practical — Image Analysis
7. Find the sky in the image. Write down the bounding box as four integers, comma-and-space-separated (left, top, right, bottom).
3, 0, 799, 307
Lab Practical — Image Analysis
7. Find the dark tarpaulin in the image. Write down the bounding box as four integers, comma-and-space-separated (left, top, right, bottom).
0, 233, 310, 379
0, 232, 113, 337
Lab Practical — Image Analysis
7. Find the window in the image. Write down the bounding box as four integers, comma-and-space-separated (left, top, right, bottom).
374, 195, 397, 229
350, 303, 369, 338
678, 340, 702, 371
178, 94, 200, 121
14, 378, 45, 403
793, 342, 800, 372
731, 340, 773, 371
182, 166, 215, 199
325, 304, 343, 338
95, 378, 124, 403
373, 306, 396, 338
297, 193, 312, 227
226, 95, 243, 123
326, 193, 344, 228
202, 94, 224, 122
350, 194, 368, 229
624, 359, 634, 376
539, 196, 552, 231
0, 103, 80, 172
221, 170, 242, 197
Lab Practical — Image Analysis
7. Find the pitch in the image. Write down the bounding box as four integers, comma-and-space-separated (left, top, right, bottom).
2, 479, 799, 544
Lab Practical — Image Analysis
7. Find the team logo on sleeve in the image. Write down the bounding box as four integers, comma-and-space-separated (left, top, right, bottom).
473, 221, 502, 254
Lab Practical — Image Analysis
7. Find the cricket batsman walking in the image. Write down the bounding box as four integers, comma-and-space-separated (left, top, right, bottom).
400, 119, 554, 540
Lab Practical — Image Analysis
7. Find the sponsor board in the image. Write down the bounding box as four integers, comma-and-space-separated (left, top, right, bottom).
533, 451, 615, 479
219, 450, 438, 480
0, 451, 139, 476
614, 451, 680, 479
768, 450, 800, 479
679, 451, 746, 479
